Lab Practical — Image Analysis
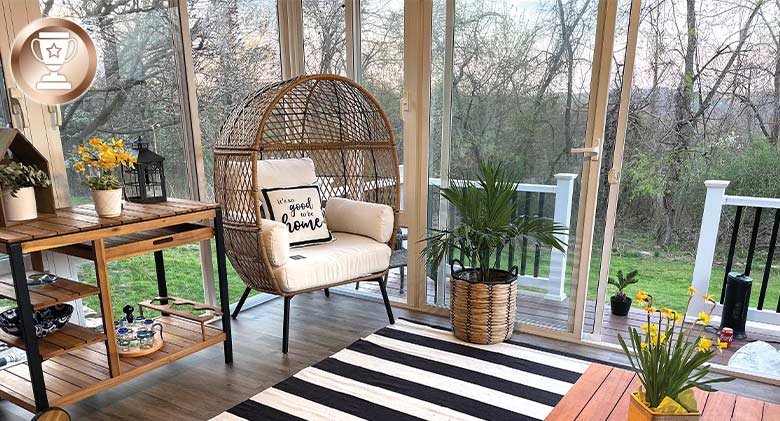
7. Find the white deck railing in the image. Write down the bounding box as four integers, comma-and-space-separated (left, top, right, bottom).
690, 180, 780, 324
425, 173, 577, 302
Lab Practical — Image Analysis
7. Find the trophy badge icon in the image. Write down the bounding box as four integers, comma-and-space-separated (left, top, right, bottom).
31, 31, 78, 90
11, 17, 98, 105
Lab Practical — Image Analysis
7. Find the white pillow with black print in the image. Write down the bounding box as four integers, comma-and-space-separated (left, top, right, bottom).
261, 185, 332, 247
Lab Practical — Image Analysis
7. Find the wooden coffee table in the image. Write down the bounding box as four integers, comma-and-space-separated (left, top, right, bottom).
547, 364, 780, 420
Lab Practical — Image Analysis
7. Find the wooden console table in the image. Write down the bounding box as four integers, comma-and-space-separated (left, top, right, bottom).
0, 199, 232, 413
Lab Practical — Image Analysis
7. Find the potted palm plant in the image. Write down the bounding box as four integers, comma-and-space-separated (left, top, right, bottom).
0, 161, 50, 221
609, 269, 638, 316
619, 288, 732, 420
423, 162, 566, 344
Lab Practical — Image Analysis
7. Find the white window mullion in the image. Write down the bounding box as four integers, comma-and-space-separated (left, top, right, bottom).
345, 0, 362, 83
279, 0, 305, 78
433, 0, 455, 307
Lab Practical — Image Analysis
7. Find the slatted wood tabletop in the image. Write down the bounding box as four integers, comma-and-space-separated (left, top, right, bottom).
0, 198, 218, 244
547, 364, 780, 420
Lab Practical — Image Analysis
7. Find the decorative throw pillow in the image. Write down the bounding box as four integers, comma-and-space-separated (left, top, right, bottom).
257, 158, 318, 217
261, 185, 331, 247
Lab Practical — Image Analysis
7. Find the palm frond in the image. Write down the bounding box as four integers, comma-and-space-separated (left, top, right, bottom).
421, 161, 569, 281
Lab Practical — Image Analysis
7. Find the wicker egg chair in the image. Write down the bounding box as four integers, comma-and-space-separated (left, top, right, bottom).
214, 74, 400, 353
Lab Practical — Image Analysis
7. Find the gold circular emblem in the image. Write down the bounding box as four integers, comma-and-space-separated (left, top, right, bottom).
10, 17, 98, 105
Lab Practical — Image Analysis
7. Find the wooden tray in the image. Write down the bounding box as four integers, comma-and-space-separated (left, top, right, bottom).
117, 335, 163, 358
138, 296, 222, 323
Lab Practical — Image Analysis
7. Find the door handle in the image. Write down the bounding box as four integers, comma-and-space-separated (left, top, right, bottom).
48, 105, 62, 128
8, 87, 25, 129
570, 144, 600, 161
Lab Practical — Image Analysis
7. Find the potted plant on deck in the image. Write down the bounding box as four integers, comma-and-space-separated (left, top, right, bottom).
619, 287, 732, 420
423, 162, 566, 344
0, 161, 50, 221
609, 269, 638, 316
73, 138, 137, 217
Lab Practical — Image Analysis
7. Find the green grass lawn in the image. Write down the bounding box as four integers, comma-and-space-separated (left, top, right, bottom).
470, 228, 780, 312
3, 228, 778, 323
78, 242, 257, 320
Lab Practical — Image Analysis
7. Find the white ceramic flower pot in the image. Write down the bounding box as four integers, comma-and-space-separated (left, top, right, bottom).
3, 187, 38, 221
92, 188, 123, 217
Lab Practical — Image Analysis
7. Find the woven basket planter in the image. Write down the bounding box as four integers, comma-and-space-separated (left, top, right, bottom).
450, 263, 518, 344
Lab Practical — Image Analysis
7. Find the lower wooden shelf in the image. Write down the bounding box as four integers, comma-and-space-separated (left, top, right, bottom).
0, 316, 225, 412
0, 324, 106, 361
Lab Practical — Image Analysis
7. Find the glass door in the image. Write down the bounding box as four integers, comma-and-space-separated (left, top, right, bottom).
426, 0, 625, 337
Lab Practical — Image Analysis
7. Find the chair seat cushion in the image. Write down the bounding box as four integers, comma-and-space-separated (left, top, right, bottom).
273, 232, 391, 293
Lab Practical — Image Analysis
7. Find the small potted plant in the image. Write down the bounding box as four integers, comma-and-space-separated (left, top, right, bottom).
609, 269, 638, 316
619, 287, 732, 420
423, 161, 566, 344
72, 137, 136, 217
0, 161, 50, 221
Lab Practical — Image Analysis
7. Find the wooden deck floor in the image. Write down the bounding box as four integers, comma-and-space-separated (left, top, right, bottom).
358, 269, 780, 367
1, 293, 777, 420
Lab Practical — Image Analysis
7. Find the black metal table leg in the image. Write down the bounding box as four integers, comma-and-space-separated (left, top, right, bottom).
9, 242, 49, 411
213, 208, 233, 364
154, 250, 168, 305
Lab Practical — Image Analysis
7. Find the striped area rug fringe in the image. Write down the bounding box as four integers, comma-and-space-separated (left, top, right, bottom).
213, 319, 591, 421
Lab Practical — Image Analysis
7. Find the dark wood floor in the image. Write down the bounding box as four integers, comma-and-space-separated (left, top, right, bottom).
1, 293, 778, 420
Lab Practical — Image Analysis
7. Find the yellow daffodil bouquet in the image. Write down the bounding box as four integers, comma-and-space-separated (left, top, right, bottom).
617, 286, 733, 415
73, 137, 136, 190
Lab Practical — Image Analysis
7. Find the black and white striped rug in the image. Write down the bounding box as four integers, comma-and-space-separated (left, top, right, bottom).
213, 319, 591, 420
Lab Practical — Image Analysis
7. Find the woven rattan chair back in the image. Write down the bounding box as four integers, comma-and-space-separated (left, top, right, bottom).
214, 74, 400, 295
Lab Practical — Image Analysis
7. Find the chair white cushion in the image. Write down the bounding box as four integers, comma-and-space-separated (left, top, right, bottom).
273, 232, 391, 293
256, 157, 317, 188
257, 158, 317, 214
261, 218, 289, 266
325, 197, 394, 244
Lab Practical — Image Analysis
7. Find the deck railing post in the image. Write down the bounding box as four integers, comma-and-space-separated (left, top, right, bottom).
689, 180, 730, 318
548, 173, 577, 301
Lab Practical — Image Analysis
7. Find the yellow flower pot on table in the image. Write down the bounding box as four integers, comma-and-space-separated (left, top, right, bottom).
629, 392, 701, 421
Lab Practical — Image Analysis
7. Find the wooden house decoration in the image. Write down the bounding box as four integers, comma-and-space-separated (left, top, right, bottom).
0, 128, 56, 226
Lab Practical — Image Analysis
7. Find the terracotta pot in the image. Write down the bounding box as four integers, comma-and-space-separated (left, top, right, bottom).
2, 187, 38, 221
628, 392, 701, 421
91, 188, 123, 217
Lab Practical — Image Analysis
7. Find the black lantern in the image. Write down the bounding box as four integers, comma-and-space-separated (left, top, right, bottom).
121, 137, 167, 203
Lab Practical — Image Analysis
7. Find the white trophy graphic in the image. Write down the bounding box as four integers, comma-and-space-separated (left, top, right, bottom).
31, 31, 77, 90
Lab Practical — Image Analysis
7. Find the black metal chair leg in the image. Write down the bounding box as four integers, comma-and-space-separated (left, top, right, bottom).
232, 287, 251, 319
378, 276, 395, 324
355, 282, 360, 290
399, 266, 406, 294
324, 288, 330, 297
282, 296, 292, 354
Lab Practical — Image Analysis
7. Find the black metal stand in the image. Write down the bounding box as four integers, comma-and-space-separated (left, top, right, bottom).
232, 287, 251, 319
282, 296, 292, 354
8, 242, 49, 411
214, 209, 234, 364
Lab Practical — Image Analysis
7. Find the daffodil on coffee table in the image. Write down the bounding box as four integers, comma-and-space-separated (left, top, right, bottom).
618, 286, 732, 420
72, 137, 137, 217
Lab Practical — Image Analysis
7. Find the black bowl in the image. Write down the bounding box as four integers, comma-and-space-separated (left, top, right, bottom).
0, 304, 73, 338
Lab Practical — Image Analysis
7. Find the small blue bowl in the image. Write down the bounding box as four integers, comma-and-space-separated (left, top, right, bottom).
0, 304, 74, 338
